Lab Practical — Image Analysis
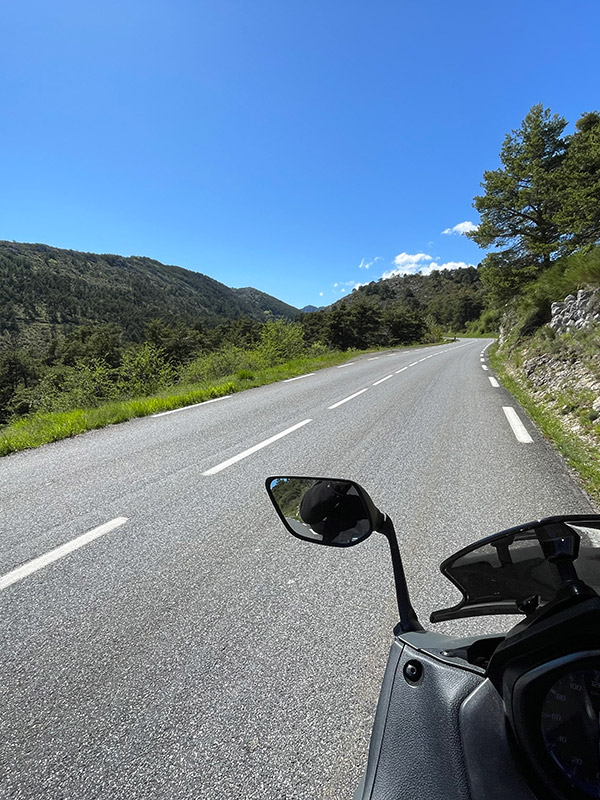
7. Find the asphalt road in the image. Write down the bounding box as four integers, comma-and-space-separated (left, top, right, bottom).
0, 339, 596, 799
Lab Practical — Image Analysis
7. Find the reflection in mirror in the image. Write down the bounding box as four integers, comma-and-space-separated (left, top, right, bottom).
267, 477, 373, 547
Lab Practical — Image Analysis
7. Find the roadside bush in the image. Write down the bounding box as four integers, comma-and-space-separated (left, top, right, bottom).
116, 344, 175, 397
257, 320, 305, 366
465, 308, 502, 335
8, 359, 119, 415
182, 345, 259, 384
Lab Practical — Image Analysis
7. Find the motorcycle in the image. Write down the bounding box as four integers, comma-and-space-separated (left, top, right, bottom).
265, 475, 600, 800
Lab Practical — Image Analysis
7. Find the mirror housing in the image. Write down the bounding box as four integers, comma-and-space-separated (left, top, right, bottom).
265, 476, 384, 547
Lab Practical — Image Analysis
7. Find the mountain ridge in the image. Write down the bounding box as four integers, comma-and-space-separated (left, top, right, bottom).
0, 240, 299, 350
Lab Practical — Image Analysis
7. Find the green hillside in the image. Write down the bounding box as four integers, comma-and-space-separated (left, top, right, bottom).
339, 266, 485, 331
0, 241, 298, 351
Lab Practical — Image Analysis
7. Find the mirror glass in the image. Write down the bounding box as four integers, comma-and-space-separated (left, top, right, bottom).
267, 477, 373, 546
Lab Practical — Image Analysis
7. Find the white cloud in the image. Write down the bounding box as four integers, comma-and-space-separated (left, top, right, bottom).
418, 260, 473, 276
393, 252, 433, 268
319, 292, 324, 297
357, 256, 382, 270
441, 221, 478, 236
333, 251, 474, 296
381, 253, 474, 280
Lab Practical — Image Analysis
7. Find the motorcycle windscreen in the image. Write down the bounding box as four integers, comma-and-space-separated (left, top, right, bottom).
431, 516, 600, 623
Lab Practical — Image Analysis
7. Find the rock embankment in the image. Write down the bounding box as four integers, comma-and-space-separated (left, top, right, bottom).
511, 288, 600, 443
549, 288, 600, 334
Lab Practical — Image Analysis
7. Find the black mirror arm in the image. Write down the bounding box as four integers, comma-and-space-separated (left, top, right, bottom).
378, 514, 423, 632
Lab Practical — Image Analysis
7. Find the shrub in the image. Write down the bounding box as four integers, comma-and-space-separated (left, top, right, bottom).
116, 344, 175, 397
257, 320, 305, 366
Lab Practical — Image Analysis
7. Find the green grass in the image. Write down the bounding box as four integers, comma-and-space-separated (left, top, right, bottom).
490, 344, 600, 506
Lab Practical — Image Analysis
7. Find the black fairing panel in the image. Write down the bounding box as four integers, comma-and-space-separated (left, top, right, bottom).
459, 678, 537, 800
361, 641, 482, 800
358, 640, 540, 800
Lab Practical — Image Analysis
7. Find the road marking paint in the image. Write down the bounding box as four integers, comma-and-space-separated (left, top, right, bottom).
503, 407, 533, 443
489, 377, 500, 387
153, 396, 230, 417
395, 367, 408, 374
283, 373, 316, 382
372, 374, 393, 386
386, 353, 396, 357
409, 361, 419, 367
482, 365, 489, 371
368, 357, 380, 361
480, 357, 485, 361
202, 419, 313, 476
418, 357, 428, 362
0, 517, 129, 591
337, 362, 355, 368
328, 388, 369, 410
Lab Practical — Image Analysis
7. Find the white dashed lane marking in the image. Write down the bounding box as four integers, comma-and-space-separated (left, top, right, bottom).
503, 407, 534, 443
202, 419, 313, 475
0, 518, 129, 591
372, 375, 393, 386
283, 373, 315, 383
153, 395, 230, 417
328, 388, 369, 410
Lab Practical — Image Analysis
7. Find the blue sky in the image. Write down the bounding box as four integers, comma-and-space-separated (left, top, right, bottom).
1, 1, 598, 309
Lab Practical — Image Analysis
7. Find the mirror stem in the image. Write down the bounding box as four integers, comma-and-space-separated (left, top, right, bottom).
379, 515, 423, 632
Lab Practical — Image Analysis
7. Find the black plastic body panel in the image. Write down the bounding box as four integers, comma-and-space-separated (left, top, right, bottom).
355, 634, 541, 800
460, 678, 537, 800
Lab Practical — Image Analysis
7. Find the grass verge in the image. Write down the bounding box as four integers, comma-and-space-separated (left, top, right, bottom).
0, 348, 370, 457
490, 344, 600, 507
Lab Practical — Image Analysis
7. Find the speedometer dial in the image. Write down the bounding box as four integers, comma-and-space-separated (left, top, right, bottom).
541, 669, 600, 798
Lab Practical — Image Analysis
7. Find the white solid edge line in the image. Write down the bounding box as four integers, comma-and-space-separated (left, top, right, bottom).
283, 373, 316, 383
202, 419, 312, 476
337, 362, 355, 368
373, 374, 393, 386
153, 395, 230, 417
395, 367, 408, 374
503, 407, 534, 443
489, 377, 500, 387
0, 517, 129, 591
328, 388, 369, 410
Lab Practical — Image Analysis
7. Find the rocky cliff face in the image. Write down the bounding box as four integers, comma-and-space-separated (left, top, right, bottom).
549, 289, 600, 334
510, 288, 600, 443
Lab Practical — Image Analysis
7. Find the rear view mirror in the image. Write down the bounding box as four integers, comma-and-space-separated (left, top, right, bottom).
265, 476, 378, 547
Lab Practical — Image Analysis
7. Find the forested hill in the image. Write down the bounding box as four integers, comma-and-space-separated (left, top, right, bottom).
0, 241, 299, 349
335, 266, 485, 331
